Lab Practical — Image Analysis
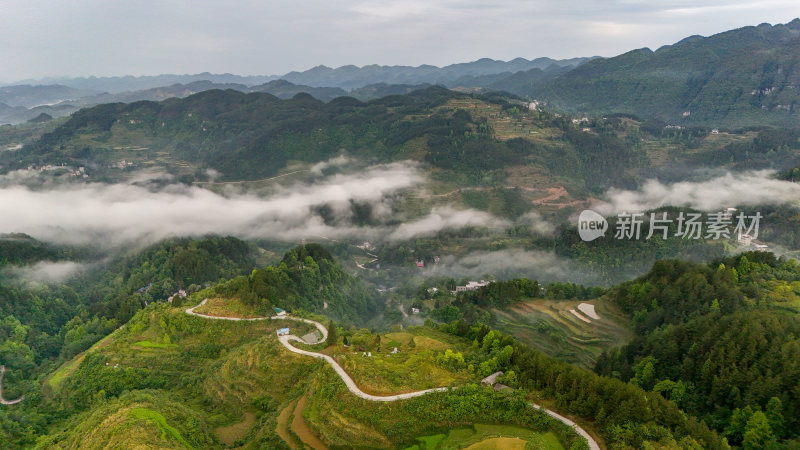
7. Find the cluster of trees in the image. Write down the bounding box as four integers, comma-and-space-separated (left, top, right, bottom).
691, 128, 800, 169
455, 279, 541, 307
595, 252, 800, 447
0, 234, 77, 266
86, 236, 255, 322
308, 365, 588, 449
426, 278, 604, 324
211, 244, 376, 322
551, 207, 727, 285
437, 320, 726, 449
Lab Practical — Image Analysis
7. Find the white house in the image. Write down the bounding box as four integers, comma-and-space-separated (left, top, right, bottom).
455, 280, 491, 293
738, 234, 752, 246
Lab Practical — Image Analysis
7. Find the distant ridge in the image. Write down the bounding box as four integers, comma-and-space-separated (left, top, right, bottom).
6, 57, 593, 93
525, 19, 800, 127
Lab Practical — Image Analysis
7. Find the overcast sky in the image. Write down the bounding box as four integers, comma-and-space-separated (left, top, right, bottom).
2, 0, 799, 82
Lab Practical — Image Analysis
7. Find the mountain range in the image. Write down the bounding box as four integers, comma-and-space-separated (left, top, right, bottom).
6, 20, 800, 128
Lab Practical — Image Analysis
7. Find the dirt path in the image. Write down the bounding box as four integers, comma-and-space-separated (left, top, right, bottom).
193, 170, 310, 186
185, 301, 600, 449
0, 366, 24, 405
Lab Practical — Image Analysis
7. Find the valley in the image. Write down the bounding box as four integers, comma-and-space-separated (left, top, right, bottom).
1, 12, 800, 450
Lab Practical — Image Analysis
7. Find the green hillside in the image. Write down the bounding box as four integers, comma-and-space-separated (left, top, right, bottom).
525, 19, 800, 128
9, 86, 800, 204
595, 252, 800, 448
1, 243, 737, 449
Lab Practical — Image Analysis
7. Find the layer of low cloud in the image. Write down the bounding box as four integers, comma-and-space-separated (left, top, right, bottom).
0, 162, 506, 248
595, 171, 800, 215
5, 261, 86, 284
389, 207, 507, 241
518, 211, 556, 236
426, 248, 592, 284
310, 155, 350, 174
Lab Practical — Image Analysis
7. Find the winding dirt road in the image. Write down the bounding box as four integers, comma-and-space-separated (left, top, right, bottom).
186, 300, 444, 401
185, 299, 599, 448
0, 365, 24, 405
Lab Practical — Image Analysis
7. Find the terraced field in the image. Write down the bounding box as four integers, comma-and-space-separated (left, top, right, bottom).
405, 424, 564, 450
491, 299, 632, 368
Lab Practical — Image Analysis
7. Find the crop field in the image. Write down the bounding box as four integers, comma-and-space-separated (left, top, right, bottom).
405, 424, 564, 450
193, 296, 264, 318
326, 328, 472, 395
491, 299, 632, 368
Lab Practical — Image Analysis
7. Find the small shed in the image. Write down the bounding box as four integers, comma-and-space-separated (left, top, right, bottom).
277, 328, 290, 336
274, 307, 287, 317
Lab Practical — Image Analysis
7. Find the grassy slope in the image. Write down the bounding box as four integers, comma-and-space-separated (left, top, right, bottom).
405, 424, 564, 450
38, 302, 576, 449
40, 304, 313, 448
323, 328, 474, 395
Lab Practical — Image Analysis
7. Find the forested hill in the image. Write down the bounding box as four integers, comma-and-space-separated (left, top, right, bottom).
8, 86, 653, 192
201, 243, 377, 322
10, 78, 800, 195
524, 19, 800, 128
595, 252, 800, 448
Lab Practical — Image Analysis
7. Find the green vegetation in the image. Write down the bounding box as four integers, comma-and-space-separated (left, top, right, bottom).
407, 424, 564, 450
10, 294, 581, 449
34, 390, 215, 449
326, 327, 472, 394
530, 19, 800, 128
595, 252, 800, 447
8, 83, 794, 198
129, 407, 190, 447
491, 299, 632, 368
437, 320, 725, 449
303, 368, 581, 449
0, 236, 257, 447
192, 297, 262, 318
210, 243, 377, 322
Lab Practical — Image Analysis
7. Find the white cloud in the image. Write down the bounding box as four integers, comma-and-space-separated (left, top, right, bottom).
0, 162, 421, 247
5, 261, 85, 284
0, 162, 514, 248
389, 206, 507, 241
429, 248, 588, 283
518, 211, 556, 236
310, 155, 350, 174
595, 171, 800, 215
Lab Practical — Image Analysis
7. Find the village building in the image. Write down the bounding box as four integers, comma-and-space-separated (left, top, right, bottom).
455, 280, 491, 293
274, 307, 287, 317
277, 328, 290, 336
